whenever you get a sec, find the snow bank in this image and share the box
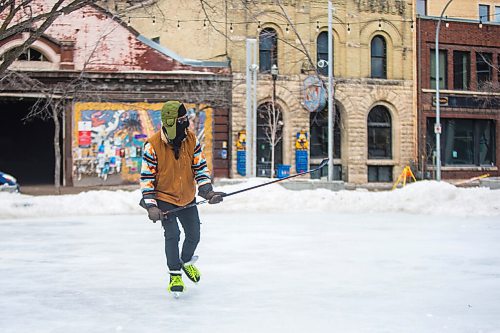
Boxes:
[0,180,499,219]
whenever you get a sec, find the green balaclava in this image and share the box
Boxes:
[161,101,189,159]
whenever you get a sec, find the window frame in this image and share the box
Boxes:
[316,31,330,76]
[309,106,341,159]
[370,35,387,79]
[367,105,392,159]
[453,51,470,91]
[479,4,490,22]
[476,52,493,88]
[259,28,278,74]
[430,49,448,89]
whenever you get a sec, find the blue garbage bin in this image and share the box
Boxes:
[276,164,291,179]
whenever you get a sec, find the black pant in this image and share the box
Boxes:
[157,199,201,271]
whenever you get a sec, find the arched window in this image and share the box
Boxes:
[368,105,392,159]
[309,106,340,158]
[371,36,386,79]
[316,32,331,76]
[257,102,283,177]
[259,28,277,73]
[17,48,49,62]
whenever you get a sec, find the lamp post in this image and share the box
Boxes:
[270,64,278,178]
[434,0,454,181]
[327,0,334,181]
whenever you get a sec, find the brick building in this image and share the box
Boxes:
[416,16,500,179]
[0,2,231,186]
[119,0,416,184]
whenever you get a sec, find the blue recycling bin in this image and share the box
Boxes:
[276,164,291,179]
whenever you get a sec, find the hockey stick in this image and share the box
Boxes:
[147,158,329,216]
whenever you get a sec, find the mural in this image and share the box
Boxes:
[72,102,213,185]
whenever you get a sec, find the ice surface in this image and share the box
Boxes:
[1,212,500,333]
[1,181,499,331]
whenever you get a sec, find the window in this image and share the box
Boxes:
[368,166,393,182]
[371,36,387,79]
[309,106,341,159]
[479,4,490,22]
[496,6,500,23]
[416,0,427,16]
[368,106,392,159]
[259,28,277,73]
[316,32,331,76]
[17,48,48,61]
[426,118,496,166]
[453,51,470,90]
[430,49,447,89]
[476,52,492,88]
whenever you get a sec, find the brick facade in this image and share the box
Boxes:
[417,17,500,179]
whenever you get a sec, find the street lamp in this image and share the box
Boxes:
[434,0,454,181]
[271,64,278,102]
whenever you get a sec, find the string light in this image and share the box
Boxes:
[347,23,351,34]
[316,20,320,32]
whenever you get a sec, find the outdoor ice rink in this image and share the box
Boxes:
[1,208,500,332]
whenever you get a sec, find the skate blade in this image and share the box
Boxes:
[172,292,181,299]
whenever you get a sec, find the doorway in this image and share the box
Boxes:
[0,98,57,185]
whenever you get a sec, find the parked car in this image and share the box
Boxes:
[0,171,20,193]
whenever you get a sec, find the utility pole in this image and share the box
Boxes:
[246,38,258,178]
[327,1,334,181]
[434,0,454,181]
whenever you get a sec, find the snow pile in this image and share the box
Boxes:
[0,180,499,219]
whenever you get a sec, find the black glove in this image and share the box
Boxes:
[205,191,225,204]
[198,184,225,205]
[147,205,162,222]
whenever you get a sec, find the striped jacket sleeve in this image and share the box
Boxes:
[192,137,212,186]
[140,142,158,206]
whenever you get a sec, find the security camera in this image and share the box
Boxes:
[317,59,328,68]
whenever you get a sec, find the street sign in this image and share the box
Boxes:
[434,123,442,134]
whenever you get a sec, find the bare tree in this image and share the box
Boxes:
[258,101,283,178]
[0,0,92,76]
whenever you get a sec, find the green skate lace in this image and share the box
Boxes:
[184,265,199,278]
[170,275,183,286]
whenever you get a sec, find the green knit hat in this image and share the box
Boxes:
[161,101,183,140]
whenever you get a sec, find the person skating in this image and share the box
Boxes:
[140,100,225,295]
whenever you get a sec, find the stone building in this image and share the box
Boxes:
[0,2,231,186]
[416,1,500,179]
[108,0,416,184]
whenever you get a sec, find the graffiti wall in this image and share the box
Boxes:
[72,102,213,186]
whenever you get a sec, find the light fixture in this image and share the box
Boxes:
[127,16,131,24]
[257,21,261,32]
[347,23,351,34]
[479,19,483,28]
[177,20,180,29]
[316,21,320,32]
[410,20,414,32]
[286,24,289,34]
[152,16,156,25]
[230,22,233,33]
[378,19,382,30]
[203,19,207,29]
[445,16,449,28]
